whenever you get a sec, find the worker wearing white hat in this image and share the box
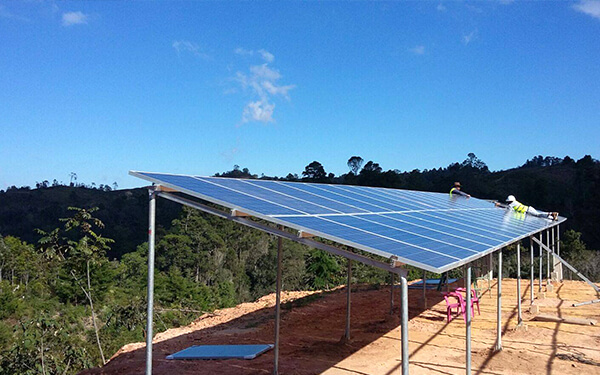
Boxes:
[495,195,558,220]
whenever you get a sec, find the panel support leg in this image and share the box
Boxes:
[557,224,562,281]
[422,270,427,309]
[345,259,352,341]
[487,253,493,295]
[539,233,543,293]
[517,243,522,325]
[390,272,394,315]
[551,226,555,280]
[273,234,283,375]
[145,189,156,375]
[495,249,503,352]
[466,264,472,374]
[546,230,550,288]
[530,237,534,305]
[400,275,409,375]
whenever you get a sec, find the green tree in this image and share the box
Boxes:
[37,207,113,365]
[347,156,364,175]
[302,161,327,182]
[305,249,341,289]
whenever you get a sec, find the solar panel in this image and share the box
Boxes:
[130,171,563,273]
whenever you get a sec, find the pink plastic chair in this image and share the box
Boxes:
[455,287,480,316]
[442,292,466,323]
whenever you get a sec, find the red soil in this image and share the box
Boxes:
[82,279,600,374]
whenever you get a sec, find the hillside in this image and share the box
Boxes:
[1,154,599,252]
[0,186,181,258]
[82,278,600,375]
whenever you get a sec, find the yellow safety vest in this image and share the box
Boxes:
[512,203,528,214]
[449,188,457,196]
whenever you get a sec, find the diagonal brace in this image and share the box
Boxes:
[532,236,599,293]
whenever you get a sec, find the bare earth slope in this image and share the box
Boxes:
[83,279,600,375]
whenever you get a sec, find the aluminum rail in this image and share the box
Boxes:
[157,191,408,277]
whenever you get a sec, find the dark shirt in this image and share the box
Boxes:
[450,187,469,197]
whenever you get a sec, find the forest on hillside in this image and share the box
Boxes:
[0,153,599,374]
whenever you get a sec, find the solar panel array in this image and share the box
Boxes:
[130,171,563,273]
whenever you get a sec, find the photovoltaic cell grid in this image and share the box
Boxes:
[130,171,564,273]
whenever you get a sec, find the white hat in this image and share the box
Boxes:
[507,195,516,202]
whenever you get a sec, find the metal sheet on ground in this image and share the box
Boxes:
[166,344,274,360]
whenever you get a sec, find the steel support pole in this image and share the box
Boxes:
[400,275,409,375]
[422,270,427,309]
[517,244,522,325]
[557,224,562,281]
[273,234,283,375]
[495,250,503,352]
[345,259,352,341]
[552,226,556,276]
[466,264,472,374]
[530,237,534,305]
[390,273,394,315]
[546,230,550,287]
[488,253,493,294]
[145,189,156,375]
[539,233,543,293]
[557,224,560,257]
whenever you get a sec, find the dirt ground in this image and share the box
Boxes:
[83,278,600,375]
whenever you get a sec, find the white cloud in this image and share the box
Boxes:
[573,0,600,20]
[436,3,446,12]
[258,49,274,63]
[262,80,295,97]
[234,47,254,56]
[233,50,295,124]
[243,100,276,123]
[249,64,281,83]
[462,29,478,45]
[0,5,30,22]
[172,40,209,59]
[409,45,426,55]
[234,48,275,63]
[62,11,88,26]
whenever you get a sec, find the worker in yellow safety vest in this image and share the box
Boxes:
[495,195,558,221]
[449,182,470,198]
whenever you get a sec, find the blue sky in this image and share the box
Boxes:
[1,1,599,189]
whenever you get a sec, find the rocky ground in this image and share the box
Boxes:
[82,278,600,374]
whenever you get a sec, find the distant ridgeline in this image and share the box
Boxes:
[0,186,181,259]
[1,154,599,253]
